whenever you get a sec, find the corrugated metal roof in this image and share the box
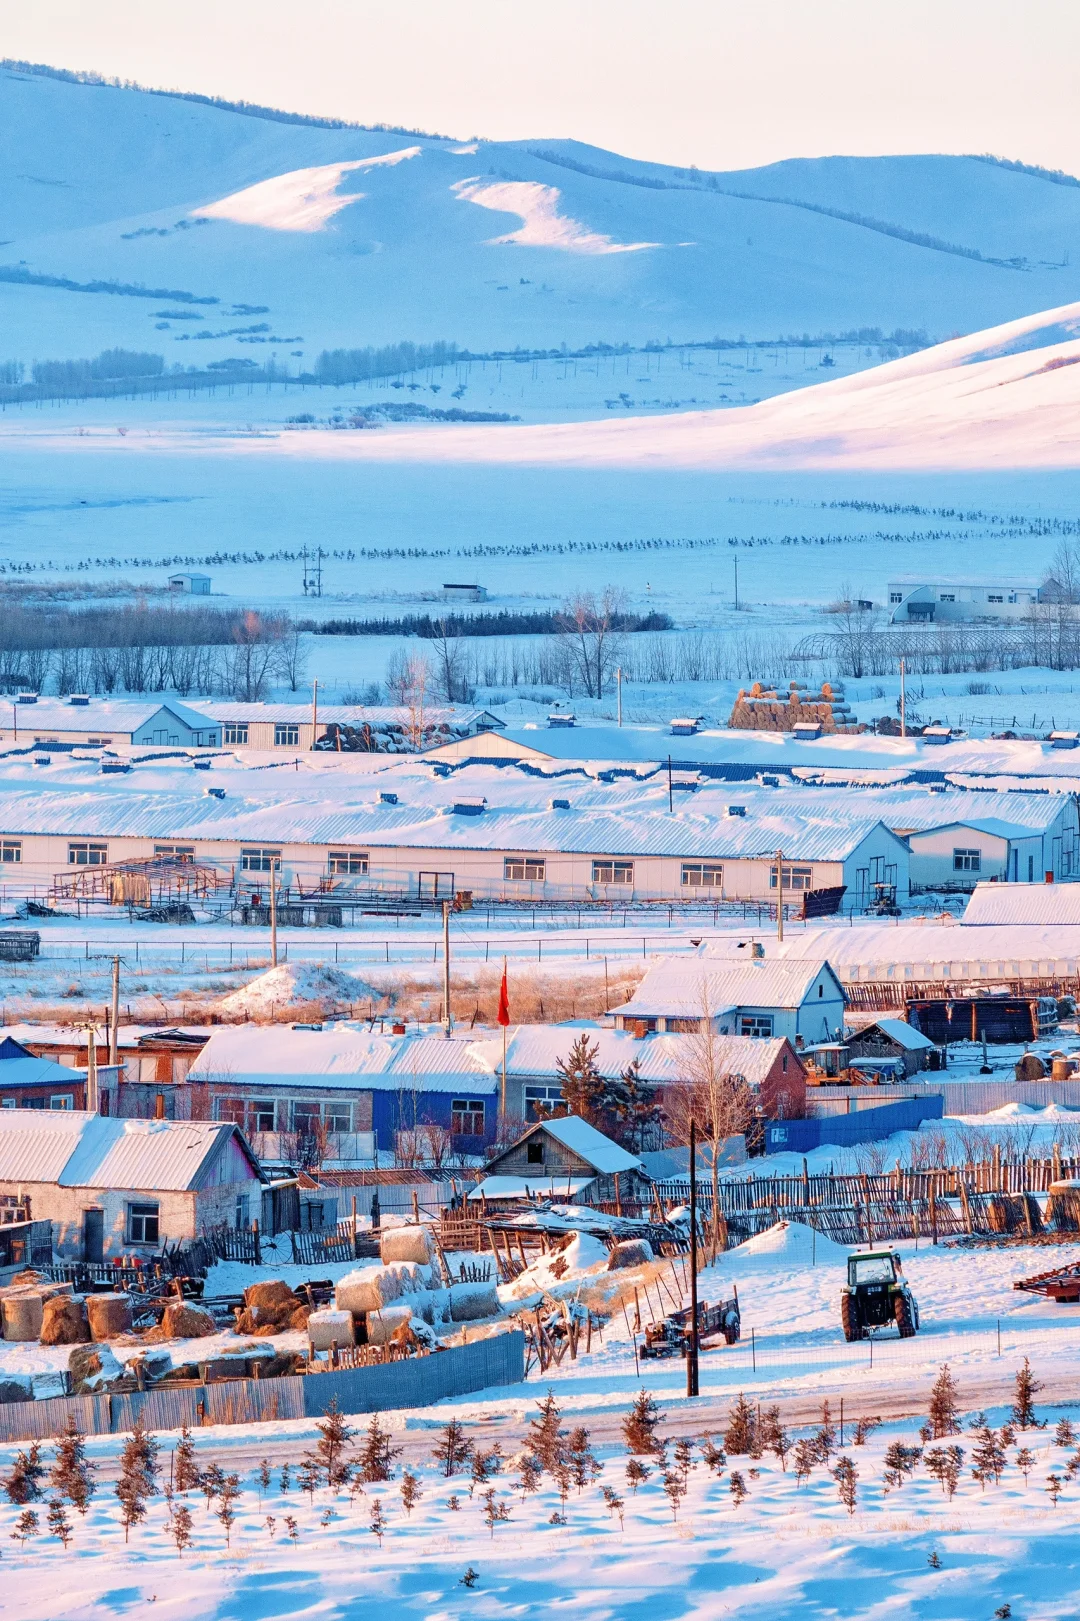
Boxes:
[469,1175,594,1200]
[614,958,841,1018]
[189,1026,498,1093]
[962,882,1080,926]
[2,697,212,733]
[771,922,1080,981]
[532,1115,643,1173]
[189,701,501,731]
[0,1056,86,1089]
[0,1111,256,1190]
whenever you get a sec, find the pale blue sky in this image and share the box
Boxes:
[5,0,1076,175]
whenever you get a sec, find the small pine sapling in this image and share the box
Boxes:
[285,1514,299,1543]
[201,1462,225,1511]
[831,1455,858,1517]
[553,1454,574,1514]
[882,1443,922,1493]
[115,1419,159,1543]
[171,1502,194,1558]
[971,1426,1007,1490]
[51,1418,96,1514]
[369,1498,387,1545]
[5,1441,45,1504]
[1012,1358,1041,1430]
[568,1427,602,1492]
[728,1470,747,1508]
[814,1402,836,1463]
[297,1457,320,1504]
[995,1607,1012,1620]
[470,1449,495,1498]
[759,1407,789,1471]
[1047,1473,1064,1508]
[529,1390,568,1470]
[433,1418,473,1478]
[447,1495,461,1512]
[400,1471,422,1516]
[462,1567,479,1588]
[928,1364,962,1438]
[515,1454,541,1502]
[481,1487,510,1538]
[279,1462,291,1494]
[316,1398,356,1490]
[625,1457,650,1493]
[999,1421,1017,1449]
[852,1416,881,1447]
[662,1471,686,1521]
[673,1436,695,1485]
[359,1414,401,1484]
[1016,1447,1035,1485]
[601,1485,625,1527]
[1066,1448,1080,1481]
[320,1507,336,1528]
[701,1436,726,1477]
[46,1496,73,1549]
[924,1446,964,1500]
[217,1474,241,1547]
[792,1439,817,1487]
[265,1514,277,1539]
[724,1393,757,1457]
[256,1459,272,1504]
[1056,1417,1075,1448]
[622,1389,663,1457]
[927,1550,942,1569]
[549,1510,567,1526]
[11,1508,39,1545]
[173,1428,199,1495]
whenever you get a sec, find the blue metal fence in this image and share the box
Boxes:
[765,1095,944,1154]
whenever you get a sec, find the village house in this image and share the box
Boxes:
[0,1110,265,1261]
[470,1115,650,1208]
[845,1018,939,1077]
[611,952,846,1048]
[0,695,221,749]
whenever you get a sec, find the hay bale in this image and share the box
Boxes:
[243,1280,297,1312]
[160,1302,216,1339]
[448,1281,501,1322]
[1,1292,44,1342]
[380,1226,434,1266]
[257,1350,301,1379]
[40,1294,90,1345]
[307,1308,355,1351]
[367,1303,412,1344]
[0,1378,31,1404]
[335,1266,402,1315]
[607,1239,654,1270]
[86,1293,132,1342]
[290,1304,311,1332]
[69,1344,123,1392]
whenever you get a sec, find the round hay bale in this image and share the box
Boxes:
[379,1226,434,1266]
[607,1239,654,1271]
[68,1344,122,1392]
[232,1307,260,1336]
[0,1378,31,1405]
[448,1281,500,1322]
[367,1303,412,1345]
[160,1302,216,1339]
[243,1280,297,1312]
[289,1304,311,1332]
[1,1292,44,1342]
[40,1294,90,1346]
[335,1266,401,1315]
[86,1293,132,1342]
[307,1308,355,1351]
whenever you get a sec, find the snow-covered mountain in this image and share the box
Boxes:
[5,61,1080,370]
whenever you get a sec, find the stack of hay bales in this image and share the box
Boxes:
[0,1280,78,1342]
[232,1280,310,1337]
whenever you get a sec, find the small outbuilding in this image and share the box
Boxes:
[845,1018,938,1077]
[168,572,211,595]
[470,1114,650,1208]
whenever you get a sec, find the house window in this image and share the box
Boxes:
[452,1098,486,1135]
[127,1202,160,1244]
[889,592,903,604]
[1028,855,1035,882]
[953,848,981,872]
[681,863,724,889]
[988,594,1003,603]
[592,860,633,885]
[328,850,369,875]
[68,842,108,866]
[214,1097,246,1126]
[223,724,249,745]
[274,723,300,747]
[241,848,280,872]
[235,1193,250,1230]
[740,1015,774,1038]
[324,1101,352,1133]
[504,857,546,882]
[770,865,813,891]
[154,845,195,862]
[291,1100,323,1134]
[524,1083,563,1120]
[0,842,20,864]
[251,1099,277,1133]
[527,1137,545,1164]
[939,593,955,602]
[49,1095,74,1110]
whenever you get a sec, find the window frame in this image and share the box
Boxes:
[154,844,195,863]
[328,850,369,876]
[681,862,724,889]
[127,1202,160,1245]
[0,841,20,864]
[592,859,634,886]
[952,847,982,873]
[770,865,813,892]
[68,842,108,867]
[740,1014,774,1038]
[251,1099,277,1133]
[451,1097,486,1136]
[274,723,300,747]
[503,856,546,883]
[241,847,281,873]
[223,723,249,746]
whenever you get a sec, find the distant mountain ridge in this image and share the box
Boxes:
[3,61,1080,371]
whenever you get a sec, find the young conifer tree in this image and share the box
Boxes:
[723,1393,757,1456]
[51,1419,96,1514]
[569,1427,602,1491]
[47,1497,73,1549]
[625,1457,650,1493]
[217,1475,242,1547]
[400,1471,422,1516]
[433,1418,473,1478]
[115,1420,159,1544]
[173,1428,199,1496]
[316,1398,356,1489]
[5,1441,45,1505]
[622,1390,664,1456]
[928,1364,962,1438]
[171,1501,194,1558]
[831,1456,858,1517]
[369,1498,387,1546]
[529,1390,568,1470]
[1012,1359,1041,1430]
[359,1414,401,1484]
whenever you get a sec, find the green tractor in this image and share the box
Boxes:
[841,1249,920,1341]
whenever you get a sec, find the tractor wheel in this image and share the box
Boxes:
[841,1293,860,1343]
[894,1291,917,1338]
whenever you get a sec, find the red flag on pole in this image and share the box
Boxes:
[497,961,510,1027]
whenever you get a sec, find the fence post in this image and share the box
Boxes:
[252,1219,261,1266]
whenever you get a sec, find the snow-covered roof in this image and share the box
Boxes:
[468,1026,795,1089]
[0,1055,88,1088]
[468,1175,595,1201]
[962,882,1080,926]
[613,957,842,1018]
[852,1018,937,1051]
[1,697,214,735]
[762,922,1080,982]
[0,1111,261,1189]
[521,1114,643,1174]
[189,1024,498,1093]
[188,701,503,733]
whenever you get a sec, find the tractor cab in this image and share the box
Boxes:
[841,1248,919,1341]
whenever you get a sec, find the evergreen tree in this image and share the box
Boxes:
[515,1454,542,1502]
[724,1393,757,1456]
[673,1437,694,1485]
[759,1407,789,1470]
[728,1470,747,1507]
[701,1436,726,1476]
[315,1399,355,1489]
[553,1034,607,1126]
[115,1420,159,1544]
[279,1463,291,1494]
[469,1448,498,1498]
[813,1401,836,1462]
[925,1445,964,1500]
[173,1428,199,1496]
[1012,1358,1041,1430]
[10,1508,39,1545]
[400,1471,422,1516]
[285,1514,299,1542]
[1056,1417,1075,1447]
[792,1439,817,1486]
[217,1474,241,1546]
[622,1389,664,1456]
[601,1485,625,1527]
[928,1364,962,1438]
[530,1390,568,1469]
[882,1443,922,1492]
[256,1459,272,1503]
[359,1414,401,1483]
[265,1514,277,1540]
[568,1427,602,1491]
[1016,1447,1035,1485]
[369,1498,387,1545]
[297,1458,319,1504]
[171,1501,193,1558]
[46,1496,73,1549]
[832,1456,858,1516]
[433,1418,473,1478]
[1047,1473,1063,1507]
[662,1470,686,1521]
[481,1487,510,1538]
[625,1457,650,1493]
[201,1461,225,1510]
[51,1419,96,1514]
[5,1441,45,1504]
[852,1416,881,1446]
[971,1426,1007,1489]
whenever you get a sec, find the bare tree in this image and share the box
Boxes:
[385,651,431,749]
[824,584,880,679]
[555,589,626,699]
[429,620,472,705]
[663,1000,754,1261]
[224,612,283,702]
[274,624,308,692]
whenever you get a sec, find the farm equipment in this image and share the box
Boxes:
[1013,1260,1080,1303]
[640,1293,741,1359]
[841,1249,920,1341]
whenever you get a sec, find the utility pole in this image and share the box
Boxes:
[687,1118,700,1397]
[311,678,319,750]
[667,754,674,813]
[616,667,623,728]
[109,956,120,1068]
[776,848,784,943]
[442,898,452,1037]
[269,857,279,968]
[83,1020,98,1114]
[899,658,906,739]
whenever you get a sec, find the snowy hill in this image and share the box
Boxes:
[5,62,1080,371]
